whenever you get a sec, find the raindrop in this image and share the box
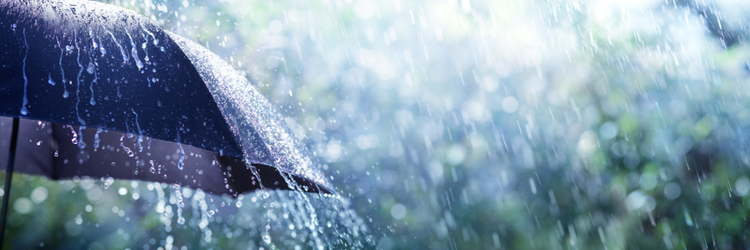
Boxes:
[269,20,282,33]
[93,128,102,148]
[262,234,272,244]
[502,96,518,113]
[125,30,143,70]
[70,126,78,145]
[390,203,406,219]
[176,130,186,170]
[664,183,681,200]
[598,122,618,140]
[75,214,82,225]
[123,146,134,157]
[47,73,56,86]
[735,177,750,196]
[86,62,95,74]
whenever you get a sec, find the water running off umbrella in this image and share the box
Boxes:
[2,1,369,248]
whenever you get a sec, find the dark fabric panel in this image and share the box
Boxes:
[0,117,330,196]
[0,1,243,159]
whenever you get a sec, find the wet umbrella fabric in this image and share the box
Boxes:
[0,0,333,243]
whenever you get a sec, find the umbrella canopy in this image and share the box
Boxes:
[0,0,333,196]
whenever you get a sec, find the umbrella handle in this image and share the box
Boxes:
[0,117,19,249]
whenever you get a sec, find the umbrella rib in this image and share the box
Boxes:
[0,117,20,248]
[50,124,58,180]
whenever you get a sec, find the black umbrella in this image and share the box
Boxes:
[0,0,333,244]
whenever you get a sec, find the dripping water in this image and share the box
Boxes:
[74,27,86,149]
[98,37,106,55]
[74,26,85,127]
[139,23,151,63]
[176,128,186,170]
[125,29,144,71]
[20,28,28,115]
[68,125,78,145]
[87,52,97,105]
[131,108,144,152]
[47,73,56,86]
[56,37,69,98]
[172,184,186,225]
[140,21,159,46]
[93,127,102,149]
[107,30,129,63]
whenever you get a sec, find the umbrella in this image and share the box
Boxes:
[0,0,334,244]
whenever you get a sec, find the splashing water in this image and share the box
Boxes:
[0,1,371,249]
[171,33,331,192]
[170,32,369,249]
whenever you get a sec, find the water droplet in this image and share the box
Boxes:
[262,234,272,244]
[75,214,82,225]
[93,129,102,148]
[47,74,56,86]
[86,62,95,74]
[123,146,134,157]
